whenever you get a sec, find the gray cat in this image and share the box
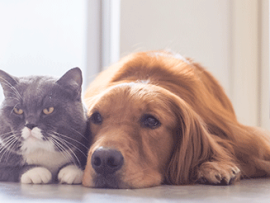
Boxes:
[0,68,89,184]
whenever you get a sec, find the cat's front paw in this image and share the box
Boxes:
[58,165,83,184]
[21,167,52,184]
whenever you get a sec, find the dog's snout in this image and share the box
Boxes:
[91,147,124,175]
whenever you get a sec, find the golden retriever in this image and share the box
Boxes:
[82,50,270,189]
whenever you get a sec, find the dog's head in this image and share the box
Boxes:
[82,82,212,189]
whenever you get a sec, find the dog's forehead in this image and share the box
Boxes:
[103,82,160,104]
[92,82,170,114]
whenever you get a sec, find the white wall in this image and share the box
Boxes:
[260,0,270,130]
[120,0,232,97]
[0,0,87,101]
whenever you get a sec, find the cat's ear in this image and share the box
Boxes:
[57,67,83,99]
[0,70,19,97]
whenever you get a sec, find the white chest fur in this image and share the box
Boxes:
[23,149,72,174]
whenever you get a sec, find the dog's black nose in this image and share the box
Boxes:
[91,147,124,175]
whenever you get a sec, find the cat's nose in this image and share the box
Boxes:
[25,123,37,130]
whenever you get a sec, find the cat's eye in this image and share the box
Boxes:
[90,111,103,125]
[13,108,23,115]
[43,107,54,115]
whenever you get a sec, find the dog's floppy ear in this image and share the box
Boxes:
[165,94,216,185]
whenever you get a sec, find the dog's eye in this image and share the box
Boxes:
[141,114,161,129]
[91,111,103,125]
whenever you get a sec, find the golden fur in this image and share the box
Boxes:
[82,50,270,189]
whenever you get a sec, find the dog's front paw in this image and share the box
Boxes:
[196,161,240,185]
[21,167,52,184]
[58,165,83,184]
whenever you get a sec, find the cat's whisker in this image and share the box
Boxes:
[2,137,19,162]
[49,135,77,161]
[57,140,81,167]
[0,131,20,139]
[51,134,88,158]
[0,148,8,162]
[49,138,75,165]
[1,135,21,148]
[0,145,8,156]
[0,136,18,162]
[0,132,22,160]
[51,137,72,159]
[0,131,14,139]
[0,134,19,148]
[66,127,88,141]
[50,134,82,156]
[49,134,83,166]
[0,136,15,145]
[0,133,19,146]
[50,131,88,149]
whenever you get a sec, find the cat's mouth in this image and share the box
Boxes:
[22,127,43,141]
[26,134,40,141]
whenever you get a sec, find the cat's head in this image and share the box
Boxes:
[0,68,88,163]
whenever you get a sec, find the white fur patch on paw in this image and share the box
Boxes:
[21,167,52,184]
[58,165,83,185]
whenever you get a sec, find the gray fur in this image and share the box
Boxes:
[0,68,89,182]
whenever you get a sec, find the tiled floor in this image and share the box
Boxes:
[0,178,270,203]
